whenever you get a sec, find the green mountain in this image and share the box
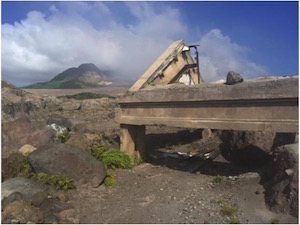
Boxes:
[24,63,112,89]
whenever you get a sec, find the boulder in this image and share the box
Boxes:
[18,144,37,156]
[2,117,55,157]
[28,143,107,187]
[41,95,62,111]
[219,130,275,167]
[66,132,112,153]
[46,114,72,129]
[226,71,243,85]
[2,200,43,224]
[2,192,27,210]
[2,153,26,181]
[265,143,298,217]
[2,177,49,201]
[39,199,74,224]
[61,100,81,111]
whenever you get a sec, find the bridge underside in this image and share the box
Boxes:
[117,77,298,157]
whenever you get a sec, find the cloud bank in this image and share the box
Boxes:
[2,2,268,86]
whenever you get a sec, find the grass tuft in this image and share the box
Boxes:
[213,174,224,183]
[104,172,116,187]
[32,172,74,191]
[8,157,34,178]
[100,149,133,170]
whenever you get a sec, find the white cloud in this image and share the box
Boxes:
[2,2,187,86]
[197,29,269,82]
[2,2,268,86]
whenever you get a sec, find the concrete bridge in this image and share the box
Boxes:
[116,40,298,158]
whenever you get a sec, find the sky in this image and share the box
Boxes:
[1,1,299,87]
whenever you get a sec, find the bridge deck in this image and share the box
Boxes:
[116,76,298,157]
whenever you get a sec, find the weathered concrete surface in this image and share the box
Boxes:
[117,76,298,133]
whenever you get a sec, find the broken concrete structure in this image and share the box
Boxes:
[117,40,298,157]
[129,40,204,92]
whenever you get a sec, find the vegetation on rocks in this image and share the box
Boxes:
[8,157,33,178]
[58,130,70,143]
[7,156,74,192]
[32,172,74,191]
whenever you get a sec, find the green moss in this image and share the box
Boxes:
[32,173,74,191]
[100,149,133,170]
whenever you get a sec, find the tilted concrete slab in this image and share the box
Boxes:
[129,40,202,92]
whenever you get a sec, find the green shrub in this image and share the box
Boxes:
[100,149,133,170]
[32,173,74,191]
[91,145,106,161]
[104,172,116,187]
[58,130,70,143]
[8,157,34,178]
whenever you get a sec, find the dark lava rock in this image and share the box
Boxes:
[40,199,74,224]
[2,200,43,224]
[46,114,72,130]
[28,143,107,187]
[226,71,244,85]
[2,177,49,202]
[265,143,298,217]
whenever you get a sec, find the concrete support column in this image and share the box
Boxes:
[120,124,145,159]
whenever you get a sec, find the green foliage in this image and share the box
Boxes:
[213,175,224,183]
[104,172,116,187]
[100,149,133,170]
[134,156,144,166]
[8,157,34,178]
[58,130,70,143]
[32,173,74,191]
[91,145,106,161]
[62,92,115,100]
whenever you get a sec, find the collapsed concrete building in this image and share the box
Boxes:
[116,40,298,158]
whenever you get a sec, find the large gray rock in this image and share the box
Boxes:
[2,177,49,201]
[46,114,72,129]
[226,71,244,85]
[28,143,107,187]
[2,117,55,158]
[265,143,298,217]
[40,199,74,224]
[2,200,43,224]
[219,130,275,167]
